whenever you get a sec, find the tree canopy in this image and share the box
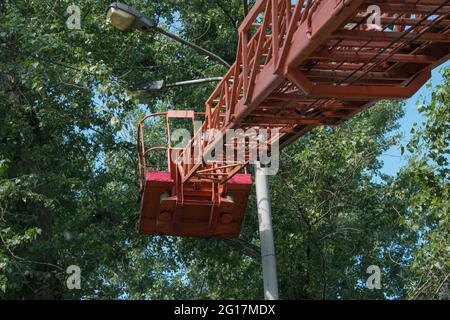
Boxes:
[0,0,448,299]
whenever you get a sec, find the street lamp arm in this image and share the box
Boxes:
[164,77,224,88]
[154,26,231,69]
[132,77,224,102]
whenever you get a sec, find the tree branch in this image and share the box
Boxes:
[214,0,238,28]
[433,273,450,299]
[223,238,261,261]
[243,0,249,16]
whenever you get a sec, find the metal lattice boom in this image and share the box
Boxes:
[177,0,450,183]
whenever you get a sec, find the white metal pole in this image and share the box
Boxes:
[255,162,279,300]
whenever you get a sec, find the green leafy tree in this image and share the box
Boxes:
[393,68,449,299]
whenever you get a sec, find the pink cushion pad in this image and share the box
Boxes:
[145,171,173,183]
[145,171,251,184]
[226,173,252,185]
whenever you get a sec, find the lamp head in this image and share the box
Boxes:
[107,2,155,32]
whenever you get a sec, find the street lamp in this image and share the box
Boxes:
[106,2,230,68]
[107,2,155,31]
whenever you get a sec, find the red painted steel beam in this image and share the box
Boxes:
[309,50,437,64]
[372,3,450,15]
[331,30,450,43]
[348,16,450,27]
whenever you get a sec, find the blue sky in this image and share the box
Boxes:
[378,61,450,177]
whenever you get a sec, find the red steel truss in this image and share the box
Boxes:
[138,0,450,238]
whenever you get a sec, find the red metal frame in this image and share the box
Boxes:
[139,0,450,238]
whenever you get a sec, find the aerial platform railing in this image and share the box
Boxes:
[137,110,205,193]
[174,0,450,186]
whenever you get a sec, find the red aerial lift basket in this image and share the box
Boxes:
[137,111,252,238]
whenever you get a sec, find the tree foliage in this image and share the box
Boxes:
[392,69,449,299]
[0,0,448,299]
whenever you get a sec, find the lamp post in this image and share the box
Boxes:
[255,162,279,300]
[106,2,230,68]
